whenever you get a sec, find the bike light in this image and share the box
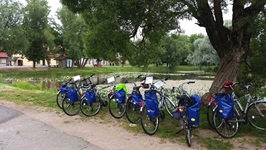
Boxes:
[178,106,184,112]
[138,102,144,107]
[207,97,214,102]
[212,102,217,107]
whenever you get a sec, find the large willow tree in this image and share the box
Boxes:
[62,0,266,102]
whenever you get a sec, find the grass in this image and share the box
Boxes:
[0,66,265,149]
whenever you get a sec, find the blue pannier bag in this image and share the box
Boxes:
[60,85,68,94]
[132,93,143,108]
[115,89,126,103]
[67,88,79,104]
[217,94,234,119]
[144,90,159,117]
[86,89,96,103]
[188,95,202,126]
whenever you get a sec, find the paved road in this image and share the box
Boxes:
[0,105,102,150]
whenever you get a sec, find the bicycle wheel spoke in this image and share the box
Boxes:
[247,102,266,130]
[108,98,126,119]
[213,109,239,138]
[140,106,159,135]
[126,98,141,123]
[62,97,80,116]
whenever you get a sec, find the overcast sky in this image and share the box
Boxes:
[20,0,232,36]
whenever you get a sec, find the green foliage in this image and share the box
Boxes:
[0,0,29,55]
[159,35,192,68]
[23,0,52,67]
[186,37,220,69]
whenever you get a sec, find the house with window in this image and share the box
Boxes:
[0,52,9,66]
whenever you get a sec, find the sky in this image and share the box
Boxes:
[19,0,232,36]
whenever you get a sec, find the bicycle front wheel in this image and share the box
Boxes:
[212,108,239,138]
[62,97,80,116]
[185,125,192,147]
[80,96,102,117]
[125,97,141,123]
[108,97,126,119]
[206,101,216,129]
[247,101,266,130]
[140,105,159,135]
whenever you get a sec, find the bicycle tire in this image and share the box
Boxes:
[80,95,102,117]
[247,101,266,130]
[62,97,80,116]
[108,97,126,119]
[125,96,141,123]
[140,105,159,135]
[56,92,65,109]
[185,125,192,147]
[206,101,216,129]
[212,108,239,138]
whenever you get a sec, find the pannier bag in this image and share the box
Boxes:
[144,90,160,117]
[132,93,143,108]
[216,94,234,119]
[115,84,127,103]
[86,89,96,103]
[60,84,68,94]
[188,94,202,126]
[67,88,79,104]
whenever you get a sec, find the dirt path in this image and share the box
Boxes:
[0,100,204,150]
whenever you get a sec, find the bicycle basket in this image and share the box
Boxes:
[177,94,196,107]
[144,90,159,117]
[67,88,79,103]
[188,95,202,126]
[172,106,186,119]
[85,89,96,103]
[132,93,143,108]
[216,94,234,119]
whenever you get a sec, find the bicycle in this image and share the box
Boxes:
[107,76,127,119]
[61,75,91,116]
[212,82,266,138]
[56,79,72,109]
[80,74,109,117]
[125,75,148,124]
[140,76,165,135]
[172,81,201,147]
[206,81,234,129]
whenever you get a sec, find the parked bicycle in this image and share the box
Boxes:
[206,81,234,129]
[125,75,150,124]
[61,75,91,116]
[211,82,266,138]
[107,76,128,119]
[140,76,165,135]
[172,81,202,147]
[80,74,109,117]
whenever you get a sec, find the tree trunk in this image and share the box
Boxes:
[201,48,245,104]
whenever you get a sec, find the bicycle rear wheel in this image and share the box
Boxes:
[80,95,102,117]
[140,105,159,135]
[125,97,141,123]
[108,97,126,119]
[247,101,266,130]
[62,97,80,116]
[212,108,239,138]
[56,92,65,109]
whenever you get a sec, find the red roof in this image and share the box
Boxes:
[0,52,8,58]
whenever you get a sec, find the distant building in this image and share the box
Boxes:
[0,52,9,66]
